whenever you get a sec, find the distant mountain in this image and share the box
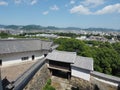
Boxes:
[45,26,59,30]
[21,25,43,30]
[5,25,21,29]
[0,25,5,28]
[62,27,81,30]
[84,28,115,32]
[0,24,120,31]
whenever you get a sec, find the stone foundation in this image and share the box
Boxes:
[23,64,51,90]
[70,76,94,90]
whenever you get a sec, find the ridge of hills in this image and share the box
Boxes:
[0,24,120,32]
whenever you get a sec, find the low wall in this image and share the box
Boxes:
[23,64,51,90]
[90,71,120,90]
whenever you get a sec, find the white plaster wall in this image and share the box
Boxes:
[71,66,90,81]
[35,55,44,60]
[91,76,118,86]
[0,50,45,66]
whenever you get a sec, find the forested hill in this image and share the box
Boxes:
[54,38,120,77]
[0,24,120,31]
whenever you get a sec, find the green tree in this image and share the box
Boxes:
[0,32,9,38]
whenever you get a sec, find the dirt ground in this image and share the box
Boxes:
[1,60,37,82]
[51,76,72,90]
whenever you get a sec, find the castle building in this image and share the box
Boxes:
[0,39,119,90]
[0,39,53,66]
[46,50,93,81]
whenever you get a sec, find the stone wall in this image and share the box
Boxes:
[23,64,51,90]
[70,76,94,90]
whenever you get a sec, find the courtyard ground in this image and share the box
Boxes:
[51,76,72,90]
[1,60,37,82]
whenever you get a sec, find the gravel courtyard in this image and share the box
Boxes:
[1,60,37,82]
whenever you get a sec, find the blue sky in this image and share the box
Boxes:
[0,0,120,29]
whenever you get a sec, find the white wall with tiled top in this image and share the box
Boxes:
[0,51,44,67]
[71,66,90,81]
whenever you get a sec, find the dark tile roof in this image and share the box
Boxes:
[0,39,53,54]
[46,50,76,63]
[72,56,93,71]
[46,50,93,71]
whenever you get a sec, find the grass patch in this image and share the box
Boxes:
[43,79,55,90]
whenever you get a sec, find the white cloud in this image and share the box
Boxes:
[42,11,49,15]
[70,0,75,4]
[50,5,59,11]
[42,5,59,15]
[14,0,21,4]
[30,0,37,5]
[70,3,120,15]
[13,0,37,5]
[70,5,92,15]
[0,1,8,6]
[95,3,120,15]
[81,0,104,7]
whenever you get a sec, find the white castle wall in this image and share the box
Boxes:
[0,50,45,67]
[71,66,91,81]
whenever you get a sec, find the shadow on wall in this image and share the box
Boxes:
[2,76,10,90]
[94,84,99,90]
[52,69,68,79]
[71,84,100,90]
[118,84,120,90]
[2,76,14,90]
[71,86,79,90]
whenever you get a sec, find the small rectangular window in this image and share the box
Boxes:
[32,55,35,60]
[0,59,2,66]
[21,57,29,61]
